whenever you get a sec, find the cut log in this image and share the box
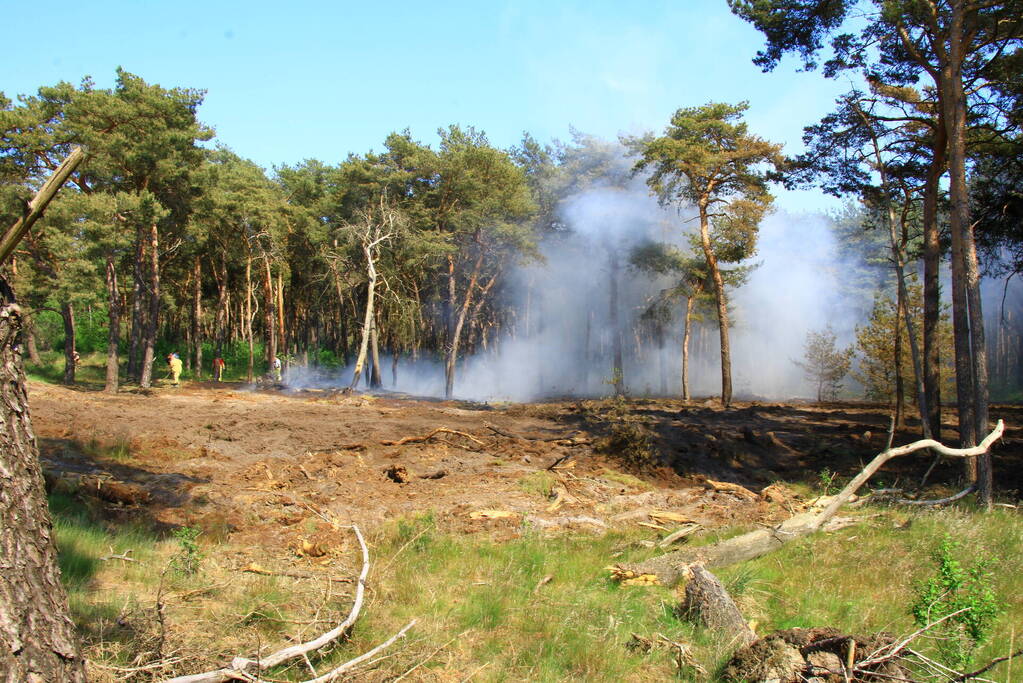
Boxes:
[678,566,756,649]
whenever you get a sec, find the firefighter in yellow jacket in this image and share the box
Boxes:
[167,352,183,386]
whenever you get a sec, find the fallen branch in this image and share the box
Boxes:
[238,564,354,584]
[381,427,486,450]
[484,422,585,443]
[100,548,138,563]
[614,421,1004,585]
[163,525,377,683]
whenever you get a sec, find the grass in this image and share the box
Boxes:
[50,488,1023,682]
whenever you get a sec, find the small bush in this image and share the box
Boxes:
[909,534,1002,670]
[169,527,203,576]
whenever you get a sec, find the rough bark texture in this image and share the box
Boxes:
[0,280,87,682]
[678,566,756,648]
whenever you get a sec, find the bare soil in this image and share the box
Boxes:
[29,380,1023,550]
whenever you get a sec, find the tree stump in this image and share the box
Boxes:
[678,565,757,648]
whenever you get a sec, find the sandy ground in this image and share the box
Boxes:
[28,380,1022,551]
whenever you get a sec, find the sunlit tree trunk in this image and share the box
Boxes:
[681,296,694,401]
[698,200,732,407]
[0,279,87,682]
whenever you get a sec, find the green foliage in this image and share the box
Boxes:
[169,527,203,576]
[816,467,839,495]
[795,325,853,402]
[909,535,1002,670]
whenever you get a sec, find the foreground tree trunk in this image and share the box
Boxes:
[0,280,87,682]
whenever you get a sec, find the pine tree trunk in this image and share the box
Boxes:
[894,292,906,429]
[245,255,254,382]
[105,255,120,393]
[937,3,986,507]
[698,203,732,407]
[0,279,87,682]
[192,257,202,379]
[127,225,145,381]
[922,131,946,439]
[139,224,160,388]
[26,327,40,365]
[263,258,276,367]
[370,317,382,388]
[609,249,624,396]
[445,248,485,399]
[60,303,76,385]
[349,253,378,390]
[681,297,694,401]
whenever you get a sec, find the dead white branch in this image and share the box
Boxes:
[162,524,409,683]
[616,421,1005,585]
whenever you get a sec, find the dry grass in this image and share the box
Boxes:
[53,491,1023,682]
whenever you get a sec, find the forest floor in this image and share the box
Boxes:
[30,380,1023,544]
[26,379,1023,681]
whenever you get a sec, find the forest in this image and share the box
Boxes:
[2,1,1023,682]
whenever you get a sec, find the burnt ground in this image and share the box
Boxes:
[28,380,1023,549]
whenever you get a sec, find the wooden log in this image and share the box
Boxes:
[616,421,1005,585]
[678,565,756,649]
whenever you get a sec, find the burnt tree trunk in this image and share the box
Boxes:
[0,280,87,681]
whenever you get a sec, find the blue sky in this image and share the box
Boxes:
[4,0,849,212]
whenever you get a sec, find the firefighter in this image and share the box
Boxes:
[168,352,183,386]
[271,355,282,382]
[213,356,225,382]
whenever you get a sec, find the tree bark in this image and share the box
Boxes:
[105,255,120,393]
[679,566,757,648]
[0,280,87,682]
